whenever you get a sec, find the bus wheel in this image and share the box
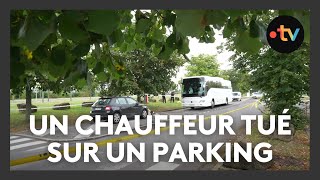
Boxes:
[211,100,215,109]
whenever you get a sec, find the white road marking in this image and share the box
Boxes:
[10,136,19,140]
[25,145,48,152]
[73,124,95,139]
[10,138,31,144]
[146,162,180,170]
[10,141,47,151]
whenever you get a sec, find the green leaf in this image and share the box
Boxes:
[63,71,81,86]
[145,38,153,48]
[42,33,57,46]
[163,11,176,26]
[205,10,228,29]
[110,29,124,45]
[232,17,247,33]
[18,13,56,51]
[249,19,260,38]
[11,46,21,62]
[136,18,152,33]
[177,37,190,54]
[149,27,165,42]
[234,31,262,54]
[86,10,120,36]
[92,62,104,74]
[96,72,108,81]
[157,45,174,59]
[76,78,87,88]
[58,11,88,42]
[11,61,25,79]
[166,33,177,49]
[51,45,66,66]
[86,56,97,69]
[151,43,162,56]
[33,45,50,60]
[293,11,310,43]
[120,42,128,52]
[222,19,233,38]
[72,43,90,57]
[278,10,295,16]
[175,10,206,38]
[223,10,246,20]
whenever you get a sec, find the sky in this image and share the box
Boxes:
[171,29,235,84]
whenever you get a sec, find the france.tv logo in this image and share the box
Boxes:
[267,16,304,53]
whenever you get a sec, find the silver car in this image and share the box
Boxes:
[252,92,263,99]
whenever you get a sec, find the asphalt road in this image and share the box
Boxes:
[10,98,263,170]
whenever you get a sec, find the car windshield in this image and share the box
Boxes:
[233,93,239,96]
[93,98,111,106]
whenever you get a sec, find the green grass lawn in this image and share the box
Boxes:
[10,97,183,132]
[146,101,183,112]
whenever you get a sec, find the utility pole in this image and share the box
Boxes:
[70,87,73,101]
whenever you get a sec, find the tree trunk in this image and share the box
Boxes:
[42,90,44,103]
[47,90,49,102]
[137,95,142,103]
[70,87,73,101]
[25,82,32,121]
[90,88,92,100]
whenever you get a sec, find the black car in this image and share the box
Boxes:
[90,97,149,123]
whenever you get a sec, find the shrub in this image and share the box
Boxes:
[290,107,309,130]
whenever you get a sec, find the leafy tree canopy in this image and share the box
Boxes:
[186,54,220,77]
[105,50,184,97]
[11,9,310,94]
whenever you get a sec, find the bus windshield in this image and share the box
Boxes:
[182,78,205,97]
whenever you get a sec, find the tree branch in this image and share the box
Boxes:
[183,54,190,62]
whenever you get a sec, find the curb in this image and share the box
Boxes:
[10,132,114,142]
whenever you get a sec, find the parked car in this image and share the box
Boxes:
[252,92,263,99]
[90,97,149,123]
[232,92,242,101]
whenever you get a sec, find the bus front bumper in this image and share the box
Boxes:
[182,102,211,108]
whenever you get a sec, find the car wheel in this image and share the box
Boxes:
[141,109,148,119]
[211,100,215,109]
[113,112,121,124]
[91,116,95,124]
[191,107,195,109]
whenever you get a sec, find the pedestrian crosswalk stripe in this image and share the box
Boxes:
[10,141,47,151]
[146,162,180,170]
[10,136,20,140]
[73,124,95,139]
[10,138,31,145]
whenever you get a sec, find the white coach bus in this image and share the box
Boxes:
[181,76,233,109]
